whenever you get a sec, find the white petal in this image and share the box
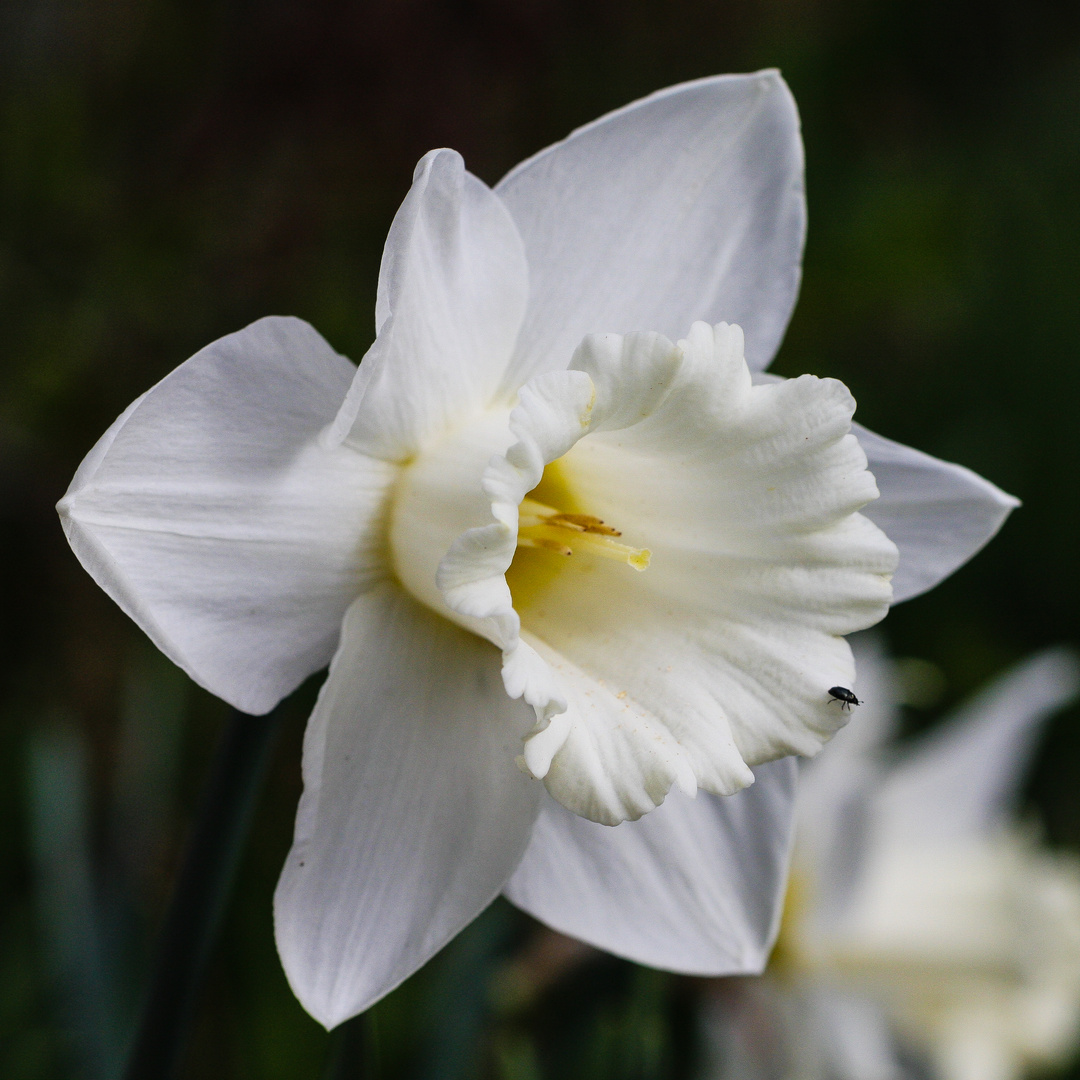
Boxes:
[57,317,392,715]
[854,423,1019,603]
[520,631,699,826]
[574,330,682,433]
[503,758,798,974]
[274,584,542,1028]
[390,406,519,647]
[496,70,805,385]
[330,149,528,460]
[872,648,1080,844]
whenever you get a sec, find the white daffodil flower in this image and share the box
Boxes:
[704,643,1080,1080]
[57,72,1018,1027]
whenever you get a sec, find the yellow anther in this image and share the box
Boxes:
[517,535,573,556]
[517,498,650,571]
[549,513,622,536]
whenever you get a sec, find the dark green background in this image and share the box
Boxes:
[3,0,1079,1076]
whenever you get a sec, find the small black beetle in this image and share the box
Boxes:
[828,686,862,710]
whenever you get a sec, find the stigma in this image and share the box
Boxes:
[516,497,651,571]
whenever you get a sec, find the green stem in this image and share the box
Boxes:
[123,706,285,1080]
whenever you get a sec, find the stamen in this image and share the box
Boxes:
[518,498,650,571]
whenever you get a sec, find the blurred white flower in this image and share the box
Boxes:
[703,643,1080,1080]
[57,73,1017,1026]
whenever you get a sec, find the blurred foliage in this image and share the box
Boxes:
[2,0,1080,1077]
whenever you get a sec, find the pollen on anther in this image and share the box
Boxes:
[517,497,650,571]
[519,536,573,556]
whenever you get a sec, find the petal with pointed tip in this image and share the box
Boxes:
[497,70,805,384]
[330,149,529,460]
[275,584,542,1028]
[57,316,391,715]
[854,423,1019,604]
[504,758,798,974]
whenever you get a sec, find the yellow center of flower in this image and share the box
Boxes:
[388,412,651,639]
[516,497,651,570]
[505,458,650,616]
